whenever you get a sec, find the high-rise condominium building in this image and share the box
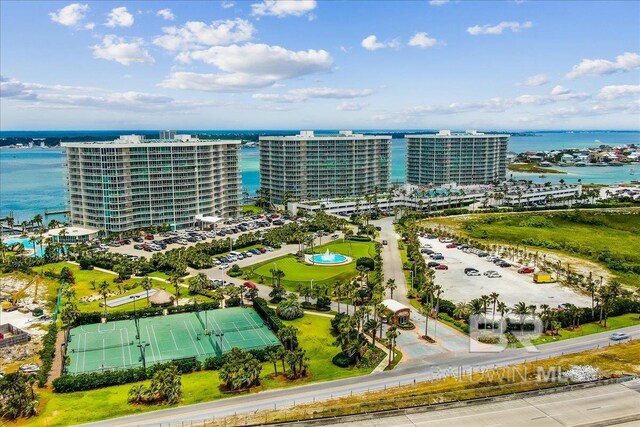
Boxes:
[259,130,391,202]
[63,133,241,233]
[406,130,509,186]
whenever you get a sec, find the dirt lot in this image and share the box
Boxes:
[420,237,592,308]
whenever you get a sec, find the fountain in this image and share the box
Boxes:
[305,248,351,265]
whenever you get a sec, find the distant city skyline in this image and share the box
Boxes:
[1,0,639,130]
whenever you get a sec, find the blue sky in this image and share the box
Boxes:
[1,0,639,130]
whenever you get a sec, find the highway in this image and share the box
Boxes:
[79,325,640,427]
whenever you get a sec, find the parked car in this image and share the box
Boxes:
[446,243,457,248]
[20,363,40,374]
[427,261,440,267]
[430,253,444,260]
[497,261,512,268]
[466,270,481,276]
[464,267,479,274]
[243,282,257,289]
[434,264,449,270]
[518,266,535,274]
[382,239,388,245]
[484,271,502,278]
[133,244,143,250]
[145,234,154,240]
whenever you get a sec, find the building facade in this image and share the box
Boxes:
[63,134,241,233]
[259,130,391,203]
[406,130,509,186]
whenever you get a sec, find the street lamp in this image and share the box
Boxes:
[137,342,150,369]
[130,295,141,340]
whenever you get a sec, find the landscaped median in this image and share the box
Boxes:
[238,239,378,292]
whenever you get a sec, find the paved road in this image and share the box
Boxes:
[80,327,640,427]
[374,217,410,305]
[333,379,640,427]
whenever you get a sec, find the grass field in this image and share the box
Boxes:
[22,313,374,427]
[426,209,640,288]
[43,262,174,312]
[532,313,640,345]
[243,240,377,291]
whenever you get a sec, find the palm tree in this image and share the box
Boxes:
[188,273,209,294]
[512,301,529,334]
[169,274,181,305]
[497,301,508,319]
[32,214,43,229]
[333,280,343,313]
[489,292,500,328]
[386,278,397,299]
[277,294,303,320]
[385,325,399,364]
[365,318,380,346]
[140,277,153,306]
[432,284,443,338]
[98,280,111,318]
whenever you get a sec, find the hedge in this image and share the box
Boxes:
[37,322,58,387]
[53,358,201,393]
[347,235,372,242]
[332,352,356,368]
[253,297,283,333]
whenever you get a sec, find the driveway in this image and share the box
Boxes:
[373,217,410,305]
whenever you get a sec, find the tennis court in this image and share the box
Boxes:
[66,307,281,374]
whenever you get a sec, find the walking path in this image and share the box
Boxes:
[373,217,410,306]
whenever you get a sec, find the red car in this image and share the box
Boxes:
[518,267,535,274]
[243,282,257,289]
[435,265,449,270]
[446,243,457,248]
[145,234,154,240]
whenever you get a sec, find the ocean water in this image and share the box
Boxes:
[1,131,639,222]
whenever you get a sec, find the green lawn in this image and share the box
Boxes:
[242,240,377,291]
[42,262,174,312]
[532,313,640,345]
[242,204,264,215]
[22,313,373,427]
[426,209,640,288]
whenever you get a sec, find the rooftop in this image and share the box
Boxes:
[407,130,510,138]
[46,226,99,237]
[259,130,391,140]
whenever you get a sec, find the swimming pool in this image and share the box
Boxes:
[3,237,44,257]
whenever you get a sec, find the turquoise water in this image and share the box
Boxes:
[1,131,639,222]
[311,253,348,264]
[3,237,44,257]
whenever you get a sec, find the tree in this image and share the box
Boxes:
[58,266,75,284]
[149,365,182,404]
[385,325,399,364]
[356,257,375,271]
[140,277,153,307]
[276,294,304,320]
[364,318,380,347]
[277,325,299,351]
[218,348,263,390]
[187,273,209,294]
[169,274,181,305]
[489,292,500,328]
[386,279,397,299]
[0,371,39,420]
[266,348,280,376]
[98,280,111,318]
[269,284,287,303]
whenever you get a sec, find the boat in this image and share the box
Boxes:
[538,174,546,178]
[575,162,587,167]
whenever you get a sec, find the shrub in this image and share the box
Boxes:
[347,235,371,242]
[37,322,58,387]
[332,352,356,368]
[356,257,375,271]
[277,295,304,320]
[253,297,284,332]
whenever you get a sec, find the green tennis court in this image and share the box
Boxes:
[66,307,281,374]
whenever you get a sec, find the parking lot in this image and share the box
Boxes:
[419,236,592,307]
[105,214,290,260]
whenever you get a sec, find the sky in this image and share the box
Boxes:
[0,0,639,131]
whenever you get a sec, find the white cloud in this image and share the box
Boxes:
[105,7,134,28]
[157,8,175,21]
[253,87,373,103]
[153,19,255,51]
[1,76,206,111]
[84,22,95,30]
[429,0,449,5]
[92,35,154,65]
[597,85,640,100]
[361,35,399,51]
[160,43,332,92]
[337,102,367,111]
[252,0,317,18]
[49,3,89,27]
[467,21,533,36]
[221,1,235,8]
[550,85,570,96]
[565,52,640,79]
[518,74,548,86]
[408,32,438,48]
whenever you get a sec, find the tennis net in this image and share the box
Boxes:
[194,310,206,330]
[73,341,134,353]
[212,322,264,335]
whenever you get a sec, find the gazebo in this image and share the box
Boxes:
[149,290,175,307]
[381,299,411,326]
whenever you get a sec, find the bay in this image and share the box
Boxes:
[1,130,639,223]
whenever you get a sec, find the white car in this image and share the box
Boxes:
[219,264,229,270]
[610,332,630,341]
[466,270,481,276]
